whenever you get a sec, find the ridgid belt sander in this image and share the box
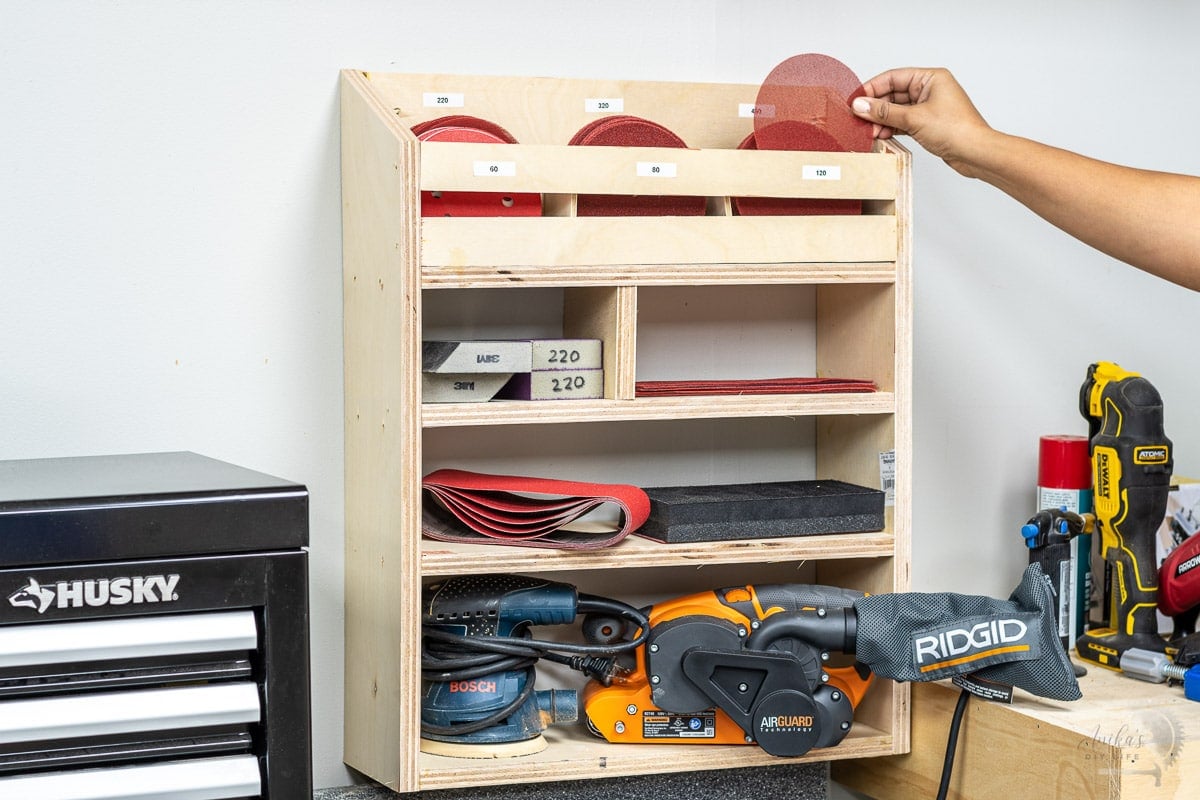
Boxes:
[585,564,1081,757]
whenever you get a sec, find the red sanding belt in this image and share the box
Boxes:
[414,115,542,217]
[569,115,706,217]
[634,377,876,397]
[421,468,650,550]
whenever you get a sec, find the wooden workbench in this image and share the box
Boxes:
[833,659,1196,799]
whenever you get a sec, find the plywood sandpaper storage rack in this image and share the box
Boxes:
[340,68,912,793]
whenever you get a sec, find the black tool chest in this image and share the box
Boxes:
[0,451,311,798]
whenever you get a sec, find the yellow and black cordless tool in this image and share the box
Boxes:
[1075,362,1173,669]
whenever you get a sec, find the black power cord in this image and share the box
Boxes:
[935,688,971,800]
[420,593,649,737]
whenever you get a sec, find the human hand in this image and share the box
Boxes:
[851,68,993,177]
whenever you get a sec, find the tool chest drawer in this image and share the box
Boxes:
[341,69,912,793]
[0,452,311,799]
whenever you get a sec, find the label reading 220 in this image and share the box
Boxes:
[423,92,465,108]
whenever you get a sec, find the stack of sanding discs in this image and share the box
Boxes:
[412,115,542,217]
[735,54,872,216]
[569,115,705,217]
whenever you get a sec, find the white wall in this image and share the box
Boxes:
[3,0,1198,789]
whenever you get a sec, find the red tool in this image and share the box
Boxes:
[1160,531,1200,630]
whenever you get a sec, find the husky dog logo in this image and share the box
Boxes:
[8,578,56,614]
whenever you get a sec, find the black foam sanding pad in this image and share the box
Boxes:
[637,479,885,543]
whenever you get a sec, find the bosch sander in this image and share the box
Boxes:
[420,574,648,757]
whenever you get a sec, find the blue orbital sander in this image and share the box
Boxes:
[420,574,648,757]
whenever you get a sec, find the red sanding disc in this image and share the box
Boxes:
[412,115,520,144]
[733,130,861,216]
[754,53,872,153]
[414,117,541,217]
[569,116,705,217]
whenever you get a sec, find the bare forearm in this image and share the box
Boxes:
[965,132,1200,290]
[854,68,1200,290]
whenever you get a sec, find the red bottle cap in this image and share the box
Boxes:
[1038,435,1091,489]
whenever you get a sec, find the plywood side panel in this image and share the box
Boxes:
[340,70,422,792]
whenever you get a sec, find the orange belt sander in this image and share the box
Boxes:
[583,583,872,757]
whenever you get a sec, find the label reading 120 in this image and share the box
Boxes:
[802,165,842,181]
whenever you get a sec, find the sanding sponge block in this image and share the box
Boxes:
[637,479,884,543]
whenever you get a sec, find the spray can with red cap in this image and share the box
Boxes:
[1032,435,1094,650]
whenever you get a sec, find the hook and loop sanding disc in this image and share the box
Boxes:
[736,54,871,216]
[569,115,705,217]
[413,115,542,217]
[753,53,872,153]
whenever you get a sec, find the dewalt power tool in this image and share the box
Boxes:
[1075,361,1173,669]
[584,565,1081,758]
[420,574,649,757]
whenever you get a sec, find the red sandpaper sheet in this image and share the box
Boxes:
[634,377,876,397]
[421,469,650,550]
[569,115,706,217]
[414,116,542,217]
[753,53,873,153]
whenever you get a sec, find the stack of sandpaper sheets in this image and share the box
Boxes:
[635,376,875,397]
[637,479,885,543]
[423,339,603,402]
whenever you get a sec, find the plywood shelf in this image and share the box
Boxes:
[420,530,898,576]
[421,392,896,427]
[419,724,894,790]
[422,261,898,289]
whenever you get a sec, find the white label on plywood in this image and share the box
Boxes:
[739,103,775,118]
[473,161,517,177]
[423,92,465,108]
[585,98,624,112]
[803,165,842,181]
[636,161,677,178]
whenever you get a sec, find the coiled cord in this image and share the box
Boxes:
[420,593,649,737]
